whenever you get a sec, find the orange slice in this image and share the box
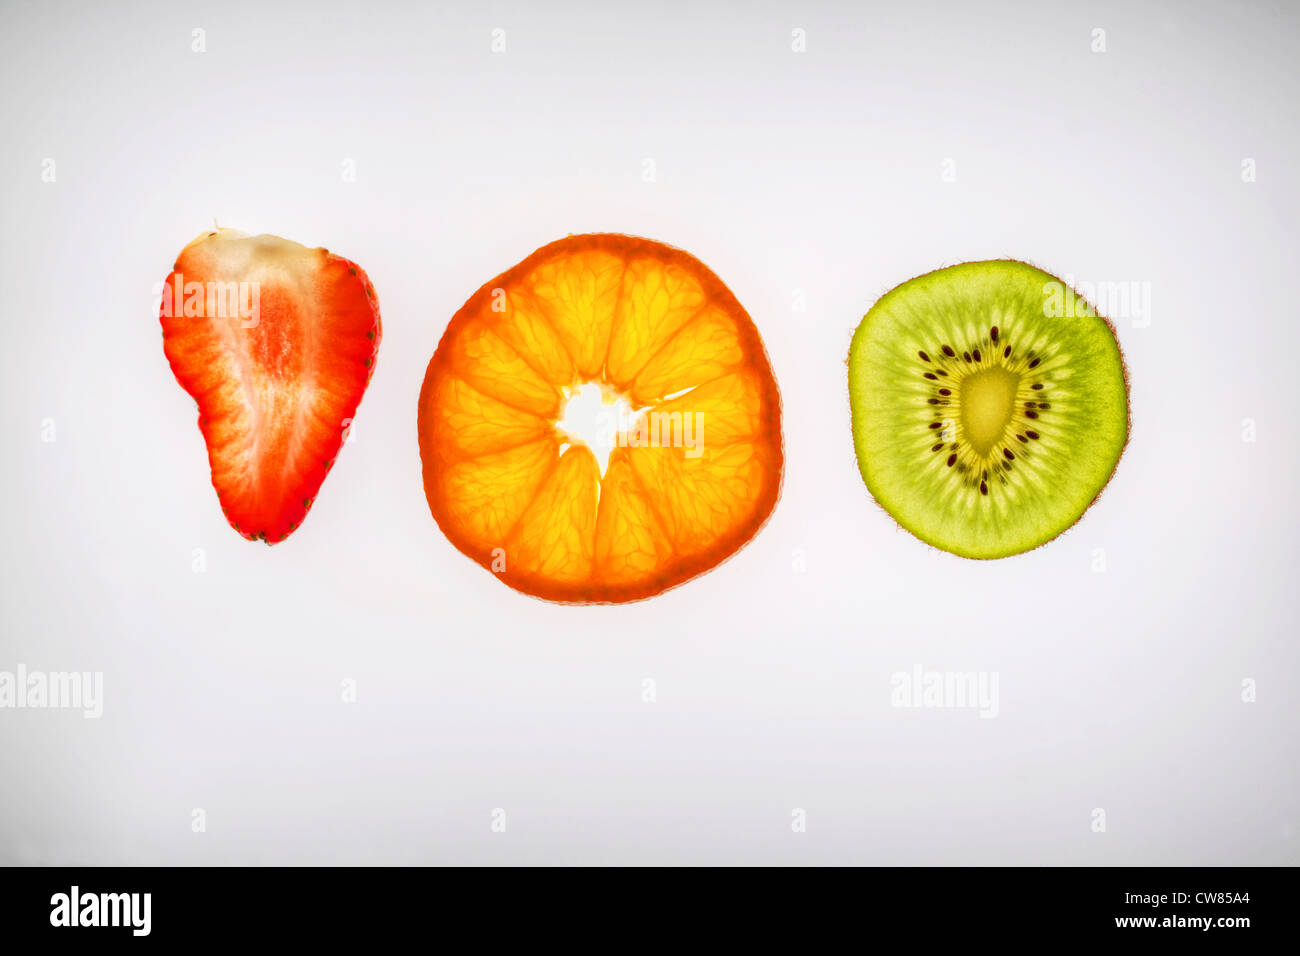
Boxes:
[418,234,783,603]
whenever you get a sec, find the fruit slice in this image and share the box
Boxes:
[848,260,1129,559]
[419,234,783,603]
[159,229,381,543]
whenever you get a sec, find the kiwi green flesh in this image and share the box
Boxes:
[849,260,1129,559]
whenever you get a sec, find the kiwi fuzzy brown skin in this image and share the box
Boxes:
[847,258,1132,559]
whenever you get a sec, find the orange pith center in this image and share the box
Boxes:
[556,381,639,478]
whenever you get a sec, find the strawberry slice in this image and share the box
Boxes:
[159,229,381,543]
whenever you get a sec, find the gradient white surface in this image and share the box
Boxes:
[1,0,1296,865]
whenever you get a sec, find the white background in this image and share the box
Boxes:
[1,0,1296,864]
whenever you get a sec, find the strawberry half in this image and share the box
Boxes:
[159,229,381,543]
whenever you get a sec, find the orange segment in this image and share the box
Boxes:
[606,255,708,388]
[593,450,676,591]
[486,287,576,389]
[515,247,624,379]
[648,369,768,448]
[418,234,783,603]
[421,375,552,460]
[441,317,562,418]
[424,437,557,556]
[625,440,778,561]
[504,444,600,589]
[628,304,745,405]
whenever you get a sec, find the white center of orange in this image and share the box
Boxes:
[556,382,637,477]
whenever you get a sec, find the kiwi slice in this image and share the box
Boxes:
[848,260,1129,558]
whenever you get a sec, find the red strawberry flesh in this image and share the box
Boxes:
[159,229,381,543]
